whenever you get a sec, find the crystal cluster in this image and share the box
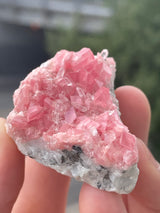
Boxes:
[6,48,139,194]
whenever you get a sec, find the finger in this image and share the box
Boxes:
[0,118,24,213]
[79,184,127,213]
[12,157,70,213]
[115,85,151,144]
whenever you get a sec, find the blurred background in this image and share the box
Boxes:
[0,0,160,212]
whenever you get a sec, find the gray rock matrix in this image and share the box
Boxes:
[16,139,139,194]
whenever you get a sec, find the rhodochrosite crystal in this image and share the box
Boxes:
[6,48,139,194]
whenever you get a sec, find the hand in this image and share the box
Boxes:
[0,86,160,213]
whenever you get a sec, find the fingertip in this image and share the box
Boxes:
[0,117,6,134]
[0,117,24,157]
[0,117,5,122]
[0,118,15,152]
[115,86,151,144]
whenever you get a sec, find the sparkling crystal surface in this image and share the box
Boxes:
[6,48,139,194]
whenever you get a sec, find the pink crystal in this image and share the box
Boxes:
[6,48,138,170]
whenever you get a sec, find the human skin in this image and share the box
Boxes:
[0,86,160,213]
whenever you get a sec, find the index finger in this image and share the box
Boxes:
[0,118,25,213]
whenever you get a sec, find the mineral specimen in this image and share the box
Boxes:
[6,48,139,194]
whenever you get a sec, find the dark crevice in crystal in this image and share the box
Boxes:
[103,172,110,181]
[27,151,34,159]
[72,145,83,153]
[61,146,83,164]
[61,155,65,163]
[97,181,101,189]
[49,158,57,165]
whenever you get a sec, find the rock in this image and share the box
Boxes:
[6,48,139,194]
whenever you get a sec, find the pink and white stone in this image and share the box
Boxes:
[6,48,139,194]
